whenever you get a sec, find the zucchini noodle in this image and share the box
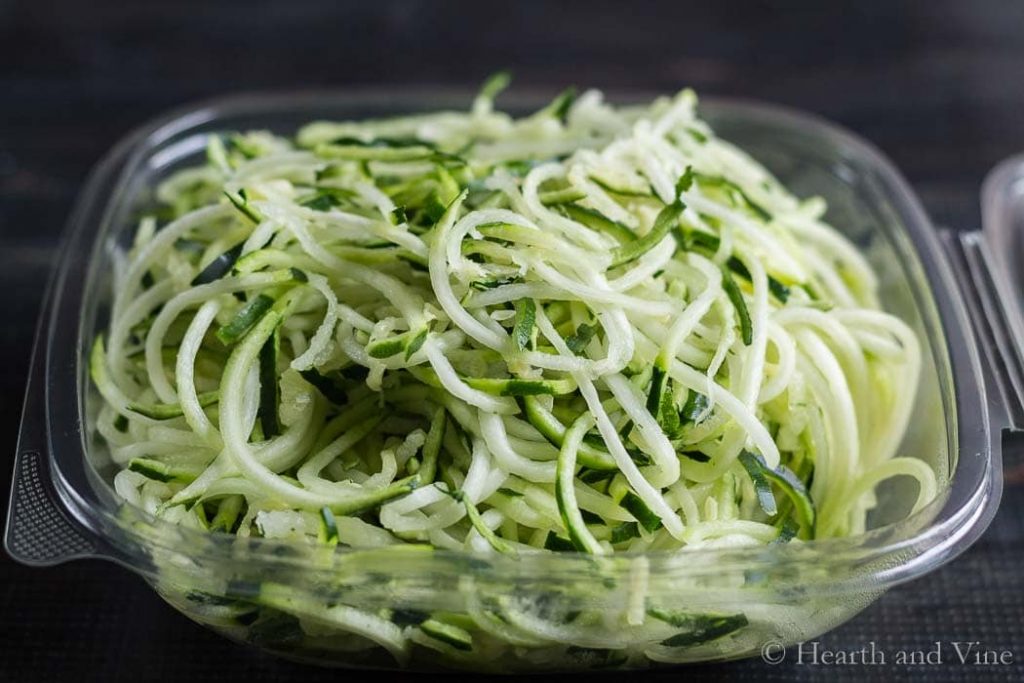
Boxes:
[91,78,936,664]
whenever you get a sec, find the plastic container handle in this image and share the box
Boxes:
[4,300,98,567]
[941,228,1024,433]
[6,450,97,566]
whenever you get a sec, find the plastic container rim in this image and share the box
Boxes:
[28,87,1003,592]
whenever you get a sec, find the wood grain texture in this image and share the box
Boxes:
[1,1,1023,681]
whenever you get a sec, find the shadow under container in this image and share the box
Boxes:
[6,91,1019,671]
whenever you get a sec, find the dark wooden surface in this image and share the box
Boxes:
[3,1,1024,681]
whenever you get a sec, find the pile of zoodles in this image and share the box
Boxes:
[91,76,936,660]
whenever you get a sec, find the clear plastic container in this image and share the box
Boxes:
[4,91,1015,671]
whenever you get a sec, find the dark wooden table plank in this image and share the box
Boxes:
[2,1,1023,680]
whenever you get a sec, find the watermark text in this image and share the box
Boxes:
[760,640,1015,666]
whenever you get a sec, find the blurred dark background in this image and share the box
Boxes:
[2,1,1023,681]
